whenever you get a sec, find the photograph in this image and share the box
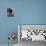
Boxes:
[0,0,46,46]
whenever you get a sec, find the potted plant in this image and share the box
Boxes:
[8,32,16,46]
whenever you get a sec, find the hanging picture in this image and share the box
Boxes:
[7,8,14,17]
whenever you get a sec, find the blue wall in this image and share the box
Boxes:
[0,0,46,44]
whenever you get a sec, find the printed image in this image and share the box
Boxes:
[7,8,14,17]
[18,25,46,46]
[0,0,46,46]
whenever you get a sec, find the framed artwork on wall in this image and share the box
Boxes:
[7,8,14,17]
[18,24,46,42]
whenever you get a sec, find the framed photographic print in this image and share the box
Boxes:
[7,8,14,17]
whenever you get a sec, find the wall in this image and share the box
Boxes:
[0,0,46,44]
